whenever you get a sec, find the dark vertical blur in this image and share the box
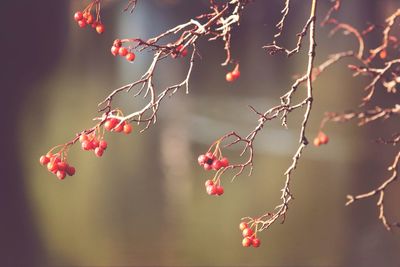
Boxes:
[0,1,68,266]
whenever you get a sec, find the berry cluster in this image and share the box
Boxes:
[198,139,231,196]
[198,152,229,171]
[104,118,133,134]
[79,133,108,157]
[74,11,105,34]
[313,131,329,146]
[111,39,136,62]
[226,64,241,82]
[239,222,261,248]
[204,179,224,196]
[39,153,76,180]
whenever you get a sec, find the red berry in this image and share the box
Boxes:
[52,156,61,164]
[86,14,94,24]
[57,161,67,171]
[231,69,240,80]
[113,39,122,48]
[216,185,224,196]
[204,179,214,187]
[111,46,119,56]
[176,45,188,57]
[212,160,223,171]
[78,19,87,28]
[203,163,212,171]
[74,11,83,22]
[242,237,252,247]
[56,170,66,180]
[119,47,128,56]
[95,147,104,157]
[96,23,105,34]
[319,132,329,145]
[313,137,321,147]
[47,162,58,172]
[39,155,50,165]
[104,118,118,131]
[206,185,217,195]
[66,166,76,176]
[81,140,93,151]
[239,222,248,231]
[79,134,88,143]
[380,49,387,59]
[123,123,133,134]
[91,138,100,148]
[252,238,261,247]
[242,228,253,237]
[114,123,124,133]
[198,154,207,165]
[99,140,108,150]
[126,52,136,62]
[226,72,234,82]
[220,157,229,167]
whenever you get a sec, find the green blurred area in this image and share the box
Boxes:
[2,0,400,266]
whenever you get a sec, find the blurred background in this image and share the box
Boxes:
[1,0,399,266]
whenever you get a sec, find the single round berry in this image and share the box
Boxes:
[216,185,224,196]
[47,162,58,172]
[57,161,67,171]
[123,123,133,134]
[99,140,108,150]
[204,179,214,187]
[86,14,94,24]
[111,46,119,56]
[239,222,248,231]
[81,140,93,150]
[242,228,253,237]
[206,185,217,195]
[252,238,261,248]
[319,132,329,145]
[119,47,128,57]
[95,147,104,157]
[114,123,124,133]
[242,237,252,247]
[226,72,234,82]
[220,157,229,167]
[39,155,50,165]
[212,160,223,171]
[66,166,76,176]
[198,154,207,165]
[104,118,118,131]
[203,163,212,171]
[57,170,66,180]
[380,49,387,59]
[126,52,136,62]
[78,19,87,28]
[113,39,122,48]
[74,11,83,22]
[79,134,88,143]
[96,23,105,34]
[91,139,100,148]
[176,45,188,57]
[231,69,240,80]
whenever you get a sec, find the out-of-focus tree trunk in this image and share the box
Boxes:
[0,1,68,265]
